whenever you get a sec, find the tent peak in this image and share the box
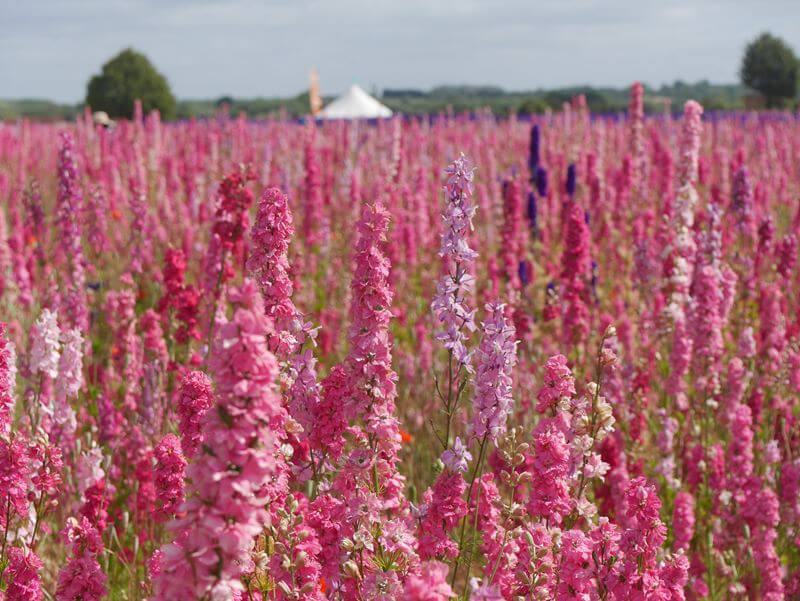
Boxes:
[319,84,393,120]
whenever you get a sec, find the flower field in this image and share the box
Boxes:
[0,87,799,600]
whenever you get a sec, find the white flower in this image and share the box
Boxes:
[30,309,61,379]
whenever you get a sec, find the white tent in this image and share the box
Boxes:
[318,85,393,119]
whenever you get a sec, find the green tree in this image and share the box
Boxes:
[740,32,799,108]
[86,48,176,119]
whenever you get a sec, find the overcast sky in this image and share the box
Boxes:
[2,0,799,102]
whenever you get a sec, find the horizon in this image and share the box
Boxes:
[1,78,746,105]
[2,0,798,104]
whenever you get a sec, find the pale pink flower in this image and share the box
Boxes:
[29,309,60,379]
[471,303,518,443]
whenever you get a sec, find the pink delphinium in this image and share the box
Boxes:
[158,248,200,345]
[248,186,320,437]
[469,473,518,595]
[672,491,695,552]
[127,169,152,275]
[666,315,692,411]
[52,327,83,447]
[560,203,591,281]
[403,561,455,601]
[343,202,402,498]
[758,283,785,375]
[689,264,723,395]
[668,100,703,318]
[742,481,784,601]
[267,494,325,601]
[587,517,621,600]
[122,317,143,412]
[79,479,110,535]
[159,246,187,303]
[56,132,89,333]
[29,309,60,380]
[201,170,255,343]
[536,354,575,413]
[247,187,302,353]
[780,458,800,524]
[0,323,16,432]
[55,328,83,402]
[730,166,755,241]
[302,125,324,249]
[28,438,63,514]
[718,264,737,324]
[776,233,797,279]
[655,409,681,488]
[417,468,467,560]
[500,177,523,288]
[286,348,321,442]
[135,451,157,520]
[608,477,684,601]
[305,493,346,585]
[104,287,136,376]
[212,170,256,255]
[56,517,107,601]
[528,417,572,524]
[140,309,168,365]
[75,446,105,499]
[6,546,44,601]
[677,100,703,188]
[557,529,594,601]
[469,578,503,601]
[309,364,350,462]
[0,435,30,526]
[561,201,591,346]
[471,303,518,443]
[84,185,110,257]
[362,570,402,600]
[151,280,282,601]
[175,370,213,459]
[153,434,186,521]
[629,81,645,188]
[0,210,12,303]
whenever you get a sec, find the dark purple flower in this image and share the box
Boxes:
[566,163,577,197]
[527,191,538,232]
[519,260,531,287]
[529,124,541,174]
[535,166,548,197]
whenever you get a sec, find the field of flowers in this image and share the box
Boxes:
[0,86,799,601]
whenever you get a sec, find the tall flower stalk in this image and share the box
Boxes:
[431,154,478,450]
[150,281,283,601]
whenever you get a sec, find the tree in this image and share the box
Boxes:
[86,48,176,120]
[740,33,799,108]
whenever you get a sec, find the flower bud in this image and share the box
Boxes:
[343,560,361,579]
[276,581,292,596]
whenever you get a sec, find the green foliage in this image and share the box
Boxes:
[86,48,176,120]
[0,99,78,121]
[3,80,756,122]
[740,32,799,108]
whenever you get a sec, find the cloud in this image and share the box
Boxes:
[1,0,798,102]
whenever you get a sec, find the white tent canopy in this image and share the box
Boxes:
[318,85,393,119]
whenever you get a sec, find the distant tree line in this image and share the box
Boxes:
[2,33,798,121]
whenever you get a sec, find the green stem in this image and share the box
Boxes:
[0,498,11,579]
[28,491,46,550]
[488,527,512,583]
[450,434,489,589]
[204,248,228,363]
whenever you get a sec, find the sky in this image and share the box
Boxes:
[2,0,799,103]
